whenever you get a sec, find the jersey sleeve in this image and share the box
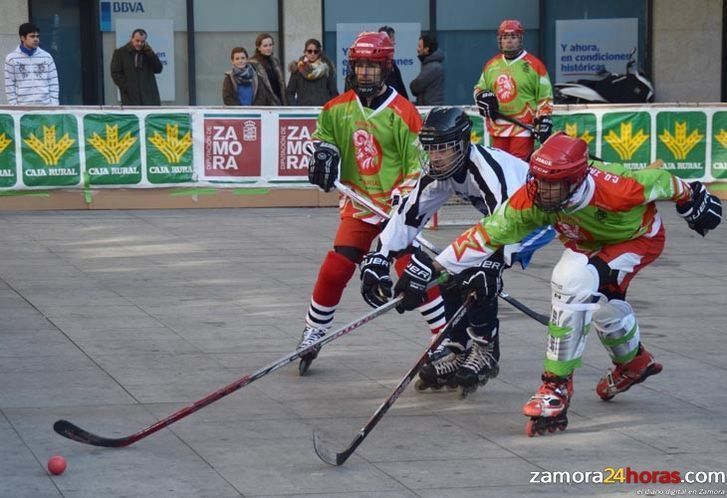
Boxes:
[595,162,692,206]
[530,57,553,119]
[435,188,550,274]
[312,105,336,145]
[379,176,453,258]
[394,109,423,196]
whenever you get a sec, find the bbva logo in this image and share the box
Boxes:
[111,2,145,13]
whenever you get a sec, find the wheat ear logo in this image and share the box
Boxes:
[148,123,192,163]
[564,123,594,144]
[715,129,727,149]
[88,124,137,164]
[604,122,649,160]
[24,126,75,165]
[659,121,703,160]
[0,133,11,154]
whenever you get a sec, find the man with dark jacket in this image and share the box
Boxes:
[410,33,444,106]
[377,26,409,100]
[111,28,163,105]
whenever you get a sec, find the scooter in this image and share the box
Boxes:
[554,49,654,104]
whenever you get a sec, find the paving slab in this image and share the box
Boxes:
[0,205,725,497]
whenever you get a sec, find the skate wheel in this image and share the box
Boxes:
[432,385,443,391]
[557,420,568,432]
[525,419,537,437]
[547,424,557,433]
[414,379,428,391]
[298,357,313,376]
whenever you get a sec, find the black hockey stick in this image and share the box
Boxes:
[313,295,474,466]
[334,180,549,326]
[53,297,404,448]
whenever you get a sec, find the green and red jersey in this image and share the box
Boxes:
[436,162,693,274]
[313,89,422,223]
[474,51,553,138]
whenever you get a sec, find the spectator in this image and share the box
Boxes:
[110,28,163,105]
[249,33,286,106]
[285,38,338,106]
[222,47,275,106]
[473,19,553,160]
[410,32,444,106]
[377,26,409,99]
[4,22,59,105]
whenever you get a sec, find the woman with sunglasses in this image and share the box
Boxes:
[285,39,338,106]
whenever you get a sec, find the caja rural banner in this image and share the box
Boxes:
[0,105,726,193]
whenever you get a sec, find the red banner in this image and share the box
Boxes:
[203,117,261,177]
[278,117,317,177]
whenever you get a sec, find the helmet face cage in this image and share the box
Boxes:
[420,138,468,180]
[526,169,589,212]
[348,59,390,98]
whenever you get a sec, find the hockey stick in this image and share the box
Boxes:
[334,180,549,325]
[313,294,474,466]
[493,112,605,162]
[53,297,405,448]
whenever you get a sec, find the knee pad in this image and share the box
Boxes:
[546,250,601,375]
[593,299,640,363]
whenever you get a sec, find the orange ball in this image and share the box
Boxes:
[47,455,67,475]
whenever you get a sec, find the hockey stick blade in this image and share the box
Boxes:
[312,430,350,466]
[312,299,472,466]
[54,419,132,448]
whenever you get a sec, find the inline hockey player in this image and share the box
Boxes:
[359,107,553,396]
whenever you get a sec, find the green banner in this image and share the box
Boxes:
[0,114,16,188]
[711,111,727,180]
[601,112,651,169]
[553,113,597,155]
[84,114,141,185]
[21,114,80,187]
[469,113,487,147]
[145,113,194,184]
[656,111,706,179]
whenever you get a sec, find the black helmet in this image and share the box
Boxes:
[419,107,472,180]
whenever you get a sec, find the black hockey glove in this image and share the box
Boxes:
[534,116,553,143]
[474,90,499,120]
[360,252,393,308]
[394,250,435,313]
[676,181,722,236]
[306,141,340,192]
[457,254,504,302]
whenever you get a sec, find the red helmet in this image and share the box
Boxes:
[347,31,394,98]
[348,31,394,66]
[497,19,524,38]
[497,19,524,58]
[527,133,590,211]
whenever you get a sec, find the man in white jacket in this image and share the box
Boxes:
[4,22,59,105]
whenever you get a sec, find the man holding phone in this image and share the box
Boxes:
[111,28,163,105]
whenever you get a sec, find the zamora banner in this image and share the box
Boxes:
[0,106,726,190]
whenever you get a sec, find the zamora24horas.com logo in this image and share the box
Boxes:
[148,123,192,163]
[24,125,75,165]
[564,123,594,144]
[604,122,649,160]
[0,133,11,154]
[659,121,703,159]
[87,124,137,165]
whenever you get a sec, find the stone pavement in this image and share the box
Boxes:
[0,206,725,497]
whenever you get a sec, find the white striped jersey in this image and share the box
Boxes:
[4,46,59,105]
[378,144,531,266]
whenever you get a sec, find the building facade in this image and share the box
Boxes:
[0,0,724,105]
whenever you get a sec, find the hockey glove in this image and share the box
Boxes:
[534,116,553,143]
[360,252,393,308]
[306,141,340,192]
[458,254,504,302]
[474,90,499,120]
[394,250,435,313]
[676,181,722,236]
